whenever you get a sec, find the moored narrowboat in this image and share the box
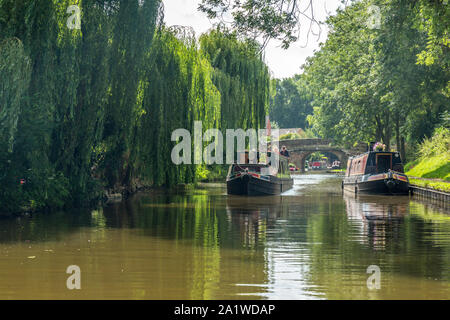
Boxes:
[343,145,410,195]
[227,151,293,196]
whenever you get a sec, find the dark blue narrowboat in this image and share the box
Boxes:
[227,152,293,196]
[343,147,410,195]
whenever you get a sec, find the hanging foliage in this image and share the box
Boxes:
[200,27,270,131]
[0,1,272,213]
[0,38,31,154]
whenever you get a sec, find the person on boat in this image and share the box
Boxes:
[280,146,290,157]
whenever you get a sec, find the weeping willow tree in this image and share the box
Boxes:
[49,0,105,207]
[135,28,221,187]
[0,0,163,212]
[0,1,272,214]
[134,26,272,187]
[0,38,31,212]
[0,38,30,153]
[200,27,270,131]
[101,0,162,190]
[198,28,270,179]
[0,0,68,212]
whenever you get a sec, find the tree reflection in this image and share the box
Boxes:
[303,191,450,299]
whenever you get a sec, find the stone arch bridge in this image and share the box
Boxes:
[278,139,367,172]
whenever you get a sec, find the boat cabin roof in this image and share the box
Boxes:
[349,151,400,160]
[232,150,291,175]
[346,151,404,176]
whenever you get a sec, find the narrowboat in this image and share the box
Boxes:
[343,145,410,195]
[226,151,294,196]
[331,160,341,169]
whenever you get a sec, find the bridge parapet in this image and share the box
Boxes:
[279,138,332,147]
[277,139,366,154]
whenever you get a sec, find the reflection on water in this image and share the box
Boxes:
[0,175,448,299]
[344,194,408,250]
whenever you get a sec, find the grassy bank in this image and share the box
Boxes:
[405,154,449,181]
[327,169,346,173]
[409,178,450,193]
[405,127,449,192]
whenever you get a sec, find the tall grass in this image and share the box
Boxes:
[406,127,450,181]
[417,127,449,159]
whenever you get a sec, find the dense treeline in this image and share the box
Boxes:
[268,75,313,129]
[0,1,269,213]
[212,0,448,161]
[303,0,449,161]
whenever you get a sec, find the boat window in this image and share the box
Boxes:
[347,160,352,176]
[367,155,376,166]
[392,153,404,172]
[355,159,361,173]
[365,154,376,174]
[376,154,392,173]
[366,165,376,174]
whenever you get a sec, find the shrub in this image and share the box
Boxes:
[418,127,449,159]
[406,127,450,181]
[280,132,301,140]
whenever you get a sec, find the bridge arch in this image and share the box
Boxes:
[276,138,366,173]
[289,150,348,172]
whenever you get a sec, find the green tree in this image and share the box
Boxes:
[303,0,449,160]
[269,75,313,129]
[198,0,331,48]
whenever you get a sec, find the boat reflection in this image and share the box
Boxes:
[225,196,288,248]
[225,195,284,217]
[343,192,408,249]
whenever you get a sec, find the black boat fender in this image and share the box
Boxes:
[385,179,396,190]
[384,171,396,191]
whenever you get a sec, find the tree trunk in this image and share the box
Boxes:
[384,112,391,151]
[400,136,406,163]
[395,116,401,153]
[375,116,382,141]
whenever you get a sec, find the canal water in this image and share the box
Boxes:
[0,174,449,299]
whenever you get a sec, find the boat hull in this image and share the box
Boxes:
[227,174,293,196]
[343,172,410,195]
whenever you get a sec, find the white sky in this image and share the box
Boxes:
[162,0,346,78]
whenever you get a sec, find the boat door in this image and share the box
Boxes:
[376,153,392,173]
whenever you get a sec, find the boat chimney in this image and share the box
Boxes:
[368,142,376,152]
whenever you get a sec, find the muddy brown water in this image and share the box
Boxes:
[0,174,448,299]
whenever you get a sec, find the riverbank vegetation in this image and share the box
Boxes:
[0,0,448,213]
[266,0,448,179]
[408,179,449,193]
[303,0,448,161]
[279,129,316,140]
[0,0,269,214]
[405,127,450,192]
[269,76,313,129]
